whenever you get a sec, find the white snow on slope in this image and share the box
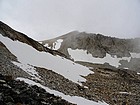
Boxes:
[17,77,108,105]
[53,39,63,50]
[0,34,93,84]
[68,48,132,68]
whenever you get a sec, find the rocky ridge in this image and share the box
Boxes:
[0,21,67,58]
[42,31,140,58]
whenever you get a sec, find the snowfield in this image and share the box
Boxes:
[17,77,108,105]
[68,48,140,68]
[0,34,93,84]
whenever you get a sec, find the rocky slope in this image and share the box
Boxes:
[81,63,140,105]
[0,74,74,105]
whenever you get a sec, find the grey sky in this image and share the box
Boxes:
[0,0,140,40]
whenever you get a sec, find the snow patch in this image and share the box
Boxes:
[17,77,108,105]
[44,39,63,50]
[137,72,140,75]
[38,41,42,44]
[44,43,51,49]
[0,34,93,85]
[130,53,140,58]
[88,67,94,70]
[119,92,132,95]
[68,48,131,68]
[54,39,63,50]
[124,67,129,69]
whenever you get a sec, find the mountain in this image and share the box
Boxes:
[1,21,140,105]
[41,31,140,72]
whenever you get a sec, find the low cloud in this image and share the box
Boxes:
[0,0,140,40]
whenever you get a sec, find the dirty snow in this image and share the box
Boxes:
[0,34,93,85]
[17,77,108,105]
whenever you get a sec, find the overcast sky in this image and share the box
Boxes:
[0,0,140,40]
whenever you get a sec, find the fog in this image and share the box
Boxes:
[0,0,140,40]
